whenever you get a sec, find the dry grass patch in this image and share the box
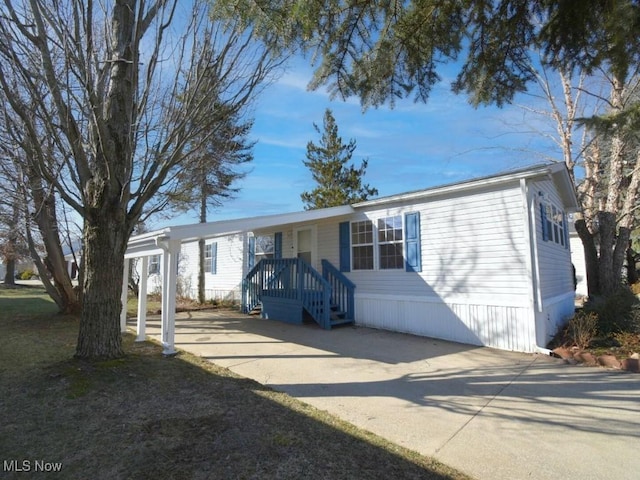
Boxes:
[0,287,470,480]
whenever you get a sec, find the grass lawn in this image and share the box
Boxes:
[0,285,471,480]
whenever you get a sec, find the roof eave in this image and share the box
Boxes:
[353,165,558,208]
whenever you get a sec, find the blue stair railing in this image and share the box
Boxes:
[321,259,355,323]
[242,261,264,313]
[242,259,290,313]
[242,258,354,329]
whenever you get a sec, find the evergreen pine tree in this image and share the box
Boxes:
[301,109,377,209]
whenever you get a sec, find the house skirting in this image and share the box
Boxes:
[354,293,539,353]
[535,291,575,349]
[186,287,241,303]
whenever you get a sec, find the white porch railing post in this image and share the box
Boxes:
[120,258,129,333]
[158,237,179,356]
[136,256,148,342]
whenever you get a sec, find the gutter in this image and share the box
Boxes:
[353,165,557,208]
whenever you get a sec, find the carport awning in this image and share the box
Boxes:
[124,204,354,259]
[122,204,355,356]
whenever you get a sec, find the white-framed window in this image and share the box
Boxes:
[552,205,566,246]
[148,255,160,275]
[351,216,405,270]
[255,235,274,261]
[204,243,217,274]
[378,216,404,269]
[351,220,374,270]
[542,202,567,247]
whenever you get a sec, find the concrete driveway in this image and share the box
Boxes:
[133,311,640,480]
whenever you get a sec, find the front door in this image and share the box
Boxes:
[295,227,316,266]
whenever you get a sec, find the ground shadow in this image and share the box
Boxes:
[129,312,640,441]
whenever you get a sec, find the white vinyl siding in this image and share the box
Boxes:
[347,184,530,302]
[343,182,543,352]
[252,216,350,272]
[532,179,574,301]
[177,235,245,302]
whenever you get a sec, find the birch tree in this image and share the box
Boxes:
[0,0,279,359]
[576,77,640,295]
[520,63,640,296]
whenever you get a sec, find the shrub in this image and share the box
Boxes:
[583,288,640,335]
[631,282,640,295]
[19,269,36,280]
[567,311,598,349]
[613,332,640,353]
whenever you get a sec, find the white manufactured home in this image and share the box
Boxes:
[123,163,579,355]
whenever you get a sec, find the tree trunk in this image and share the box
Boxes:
[612,226,631,288]
[23,211,65,307]
[575,218,600,297]
[597,211,615,296]
[75,214,128,360]
[198,177,207,304]
[620,154,640,286]
[4,257,16,285]
[597,211,625,296]
[128,259,140,298]
[626,242,639,285]
[75,0,136,360]
[26,160,80,313]
[3,203,20,285]
[198,238,206,304]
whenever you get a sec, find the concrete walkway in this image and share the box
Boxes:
[133,311,640,480]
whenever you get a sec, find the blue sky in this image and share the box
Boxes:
[167,56,562,227]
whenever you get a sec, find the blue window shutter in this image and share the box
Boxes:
[563,213,569,249]
[211,242,218,274]
[274,232,283,259]
[339,222,350,272]
[248,236,255,269]
[540,203,549,241]
[404,212,422,272]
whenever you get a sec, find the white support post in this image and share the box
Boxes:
[159,238,179,356]
[136,256,148,342]
[120,258,130,333]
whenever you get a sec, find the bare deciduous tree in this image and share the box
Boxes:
[0,0,280,359]
[518,60,640,296]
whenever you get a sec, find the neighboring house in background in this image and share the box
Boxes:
[0,259,38,280]
[0,242,80,283]
[125,163,579,355]
[63,242,82,281]
[140,233,248,300]
[568,216,588,298]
